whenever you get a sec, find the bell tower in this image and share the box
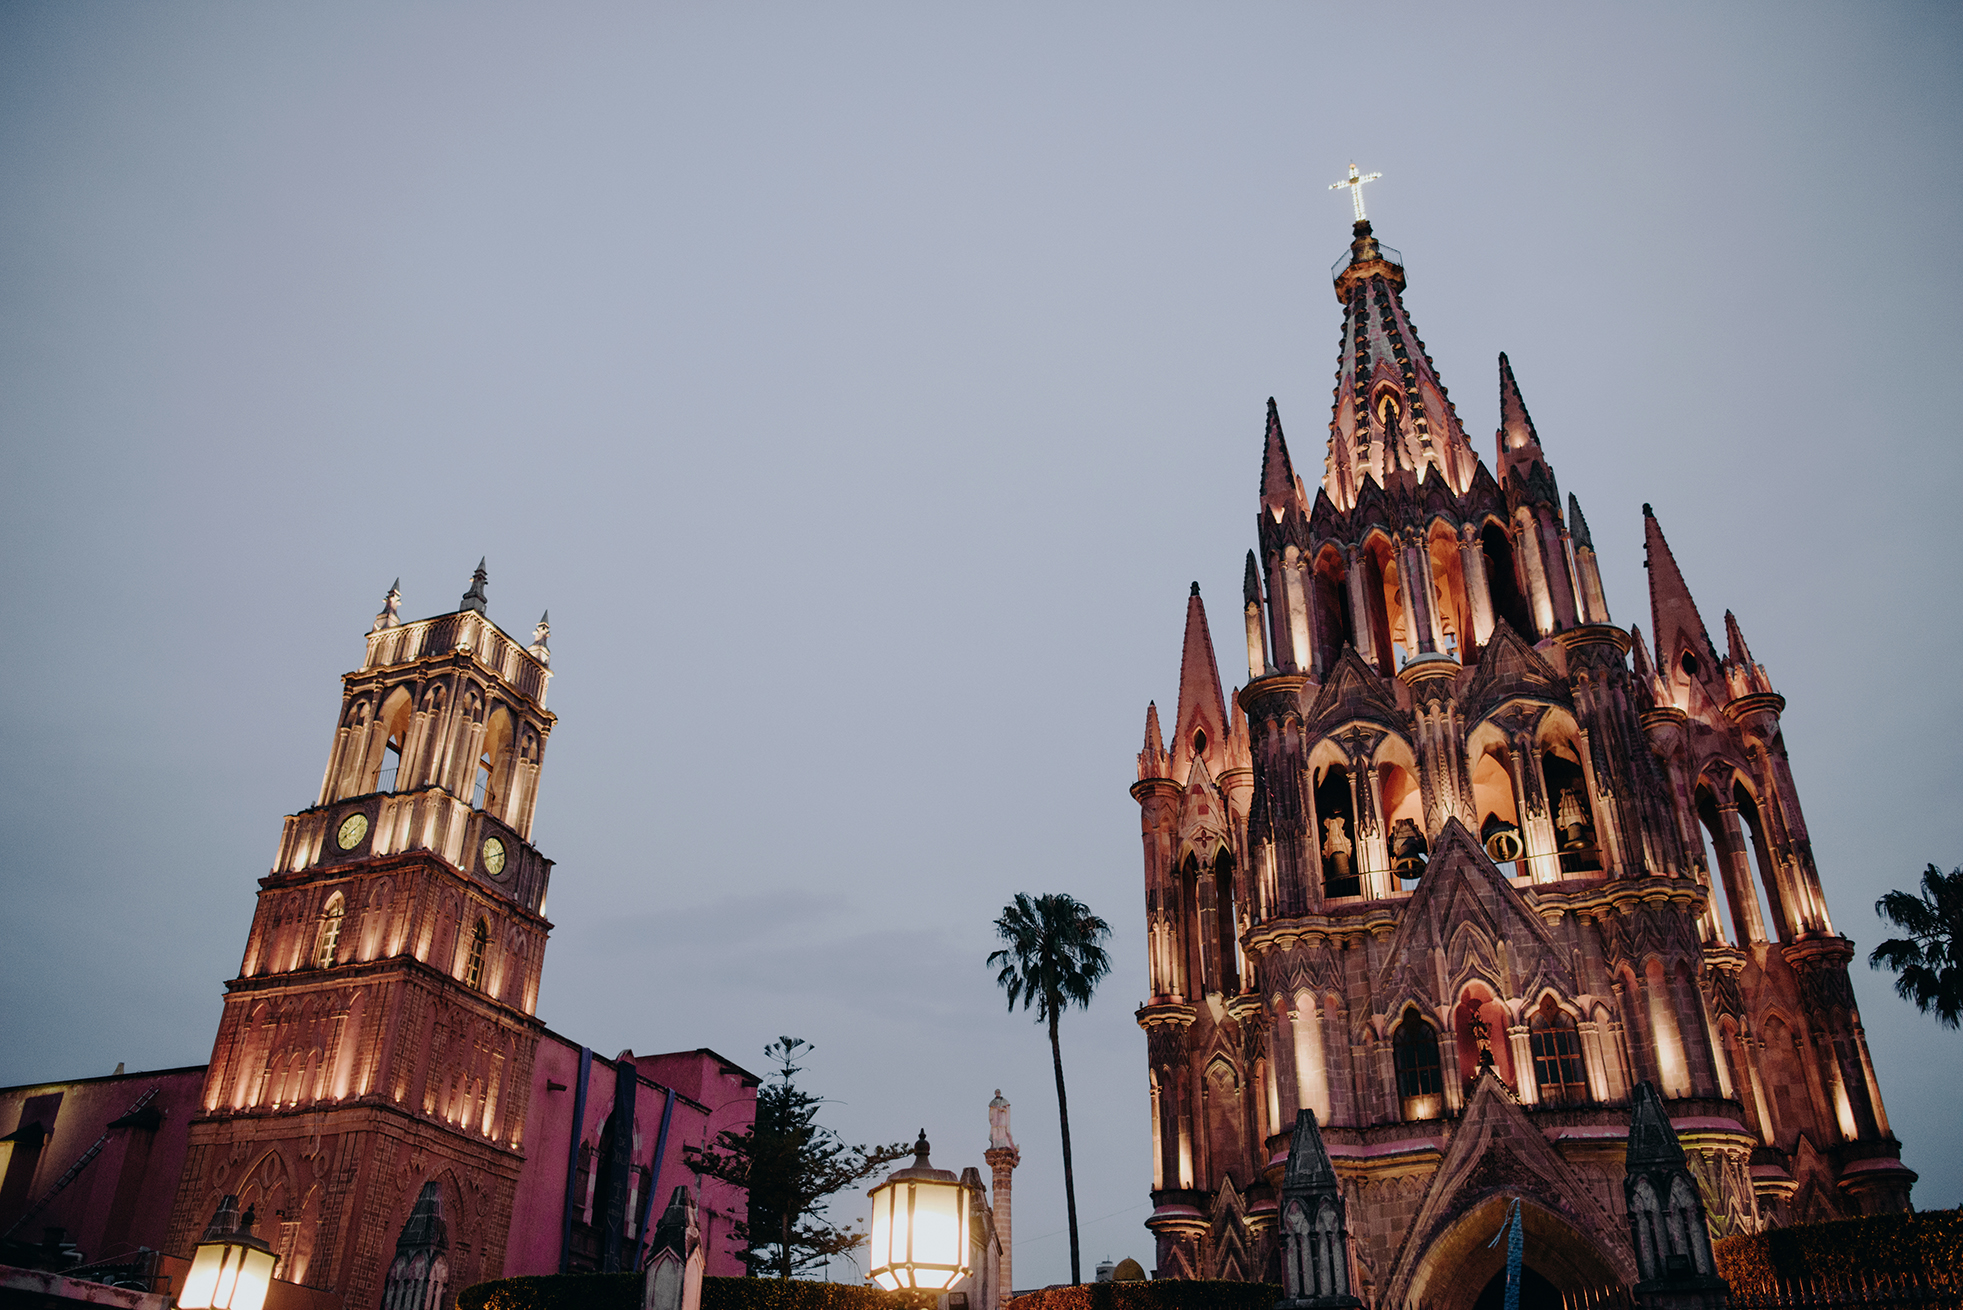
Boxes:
[165,564,559,1309]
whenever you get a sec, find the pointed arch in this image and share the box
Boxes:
[314,891,347,969]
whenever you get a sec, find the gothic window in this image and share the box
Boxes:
[1311,548,1352,674]
[1212,849,1239,994]
[1392,1009,1443,1119]
[475,709,513,815]
[1529,996,1589,1105]
[464,920,489,990]
[375,687,413,794]
[314,893,346,969]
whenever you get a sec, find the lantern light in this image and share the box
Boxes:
[178,1195,279,1310]
[865,1131,973,1293]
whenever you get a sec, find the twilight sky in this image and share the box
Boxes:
[2,1,1960,1286]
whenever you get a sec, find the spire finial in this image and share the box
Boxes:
[460,559,489,614]
[372,578,403,633]
[529,611,552,666]
[1329,161,1383,224]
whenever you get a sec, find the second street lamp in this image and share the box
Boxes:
[866,1131,971,1293]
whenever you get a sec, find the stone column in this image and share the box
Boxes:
[1457,524,1495,650]
[984,1092,1020,1310]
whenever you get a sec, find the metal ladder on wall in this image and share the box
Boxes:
[1,1084,161,1241]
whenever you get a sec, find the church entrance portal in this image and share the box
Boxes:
[1399,1195,1625,1310]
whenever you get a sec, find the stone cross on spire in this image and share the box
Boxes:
[1328,162,1382,224]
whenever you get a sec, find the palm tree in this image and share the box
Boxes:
[1870,864,1963,1029]
[988,892,1111,1287]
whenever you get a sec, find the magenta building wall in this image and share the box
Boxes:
[0,1066,208,1266]
[503,1035,757,1280]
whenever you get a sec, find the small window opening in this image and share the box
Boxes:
[1392,1010,1443,1120]
[314,894,346,969]
[1680,649,1700,677]
[464,920,488,989]
[1191,728,1207,758]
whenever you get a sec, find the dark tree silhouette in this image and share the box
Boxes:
[987,892,1112,1286]
[685,1037,909,1279]
[1870,864,1963,1029]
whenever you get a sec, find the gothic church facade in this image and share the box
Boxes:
[1130,219,1913,1307]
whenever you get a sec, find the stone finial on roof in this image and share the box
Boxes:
[373,579,402,633]
[460,559,489,614]
[530,611,551,666]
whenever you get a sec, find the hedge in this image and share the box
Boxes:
[1007,1281,1280,1310]
[1713,1210,1963,1294]
[458,1275,931,1310]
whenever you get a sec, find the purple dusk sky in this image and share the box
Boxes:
[2,2,1959,1286]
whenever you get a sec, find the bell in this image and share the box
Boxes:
[1481,815,1524,863]
[1389,818,1428,875]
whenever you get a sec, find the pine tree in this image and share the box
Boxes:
[686,1037,909,1279]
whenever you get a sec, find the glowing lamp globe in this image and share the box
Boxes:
[178,1195,279,1310]
[866,1131,971,1292]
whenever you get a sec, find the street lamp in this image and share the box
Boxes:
[866,1131,971,1293]
[177,1195,279,1310]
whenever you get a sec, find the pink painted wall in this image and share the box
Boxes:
[503,1034,757,1280]
[0,1066,208,1266]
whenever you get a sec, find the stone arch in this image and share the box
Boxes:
[1398,1194,1630,1310]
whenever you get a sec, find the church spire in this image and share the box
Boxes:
[1723,610,1775,699]
[1643,505,1719,708]
[1137,702,1170,782]
[1323,223,1475,509]
[1168,583,1228,783]
[1260,398,1305,520]
[1497,351,1542,455]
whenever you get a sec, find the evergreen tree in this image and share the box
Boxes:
[686,1037,909,1279]
[1870,864,1963,1029]
[988,892,1112,1286]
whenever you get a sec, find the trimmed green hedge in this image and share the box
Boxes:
[1713,1210,1963,1294]
[458,1275,929,1310]
[1008,1281,1280,1310]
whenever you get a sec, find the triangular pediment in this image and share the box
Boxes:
[1175,756,1231,862]
[1373,820,1571,1004]
[1463,619,1568,723]
[1307,645,1405,733]
[1384,1073,1636,1304]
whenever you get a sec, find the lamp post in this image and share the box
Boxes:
[866,1132,972,1293]
[177,1195,279,1310]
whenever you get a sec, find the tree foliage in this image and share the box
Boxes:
[686,1038,910,1280]
[988,892,1112,1286]
[1869,863,1963,1030]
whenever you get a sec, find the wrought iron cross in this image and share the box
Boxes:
[1329,162,1382,222]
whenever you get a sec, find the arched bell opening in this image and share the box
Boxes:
[1427,520,1472,663]
[1694,781,1774,945]
[1732,783,1791,942]
[1479,521,1535,640]
[1359,533,1403,676]
[1312,763,1361,900]
[1468,737,1527,879]
[1311,546,1353,674]
[1381,762,1426,883]
[1539,740,1601,875]
[1212,847,1240,996]
[374,686,413,794]
[1400,1195,1629,1310]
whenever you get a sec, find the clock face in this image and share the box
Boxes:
[482,836,507,877]
[336,812,370,851]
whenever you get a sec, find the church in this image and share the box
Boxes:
[1129,198,1915,1305]
[0,570,759,1308]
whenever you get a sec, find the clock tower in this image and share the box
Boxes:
[164,564,559,1308]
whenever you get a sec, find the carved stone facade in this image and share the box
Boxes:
[1130,221,1914,1307]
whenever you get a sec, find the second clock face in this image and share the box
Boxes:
[482,836,507,877]
[336,812,370,851]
